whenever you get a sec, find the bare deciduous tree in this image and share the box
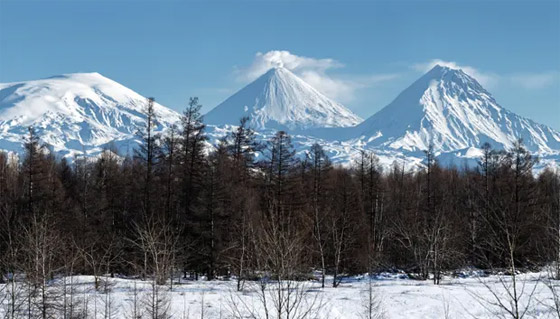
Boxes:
[131,218,178,319]
[20,214,62,319]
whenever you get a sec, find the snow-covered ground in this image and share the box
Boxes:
[2,272,558,318]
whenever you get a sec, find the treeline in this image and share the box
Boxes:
[1,96,559,294]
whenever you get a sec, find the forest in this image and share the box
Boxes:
[0,97,559,318]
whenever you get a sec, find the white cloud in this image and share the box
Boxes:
[413,59,498,87]
[414,59,558,90]
[238,50,343,82]
[298,70,355,101]
[509,72,558,89]
[237,50,399,102]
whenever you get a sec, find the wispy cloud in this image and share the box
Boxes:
[509,72,558,89]
[237,50,343,82]
[412,59,498,87]
[236,50,399,102]
[414,59,559,90]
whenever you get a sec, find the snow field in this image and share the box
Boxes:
[1,272,558,318]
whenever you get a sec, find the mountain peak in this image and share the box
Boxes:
[0,73,180,158]
[64,71,104,77]
[429,64,450,72]
[425,64,471,79]
[260,66,302,83]
[355,64,560,154]
[269,65,287,71]
[205,67,362,130]
[46,72,106,81]
[260,65,291,79]
[430,63,462,71]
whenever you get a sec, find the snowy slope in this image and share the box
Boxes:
[0,72,181,158]
[204,67,362,130]
[1,67,558,171]
[203,64,560,172]
[352,65,560,154]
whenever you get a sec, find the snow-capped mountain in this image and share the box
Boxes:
[352,65,560,154]
[1,66,558,172]
[204,66,362,130]
[0,72,181,158]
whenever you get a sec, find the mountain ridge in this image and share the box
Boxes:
[0,66,558,172]
[0,72,181,158]
[351,65,560,154]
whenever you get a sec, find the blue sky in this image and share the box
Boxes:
[1,0,559,129]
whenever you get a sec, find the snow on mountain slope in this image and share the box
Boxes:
[204,66,362,131]
[1,67,558,172]
[203,124,424,172]
[0,72,181,158]
[352,65,560,154]
[204,64,560,172]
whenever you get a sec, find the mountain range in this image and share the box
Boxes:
[352,65,560,154]
[1,65,559,171]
